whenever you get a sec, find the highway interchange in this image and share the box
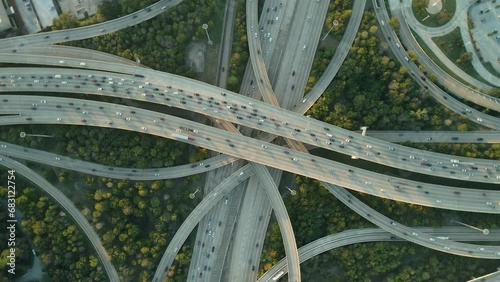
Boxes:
[0,0,499,281]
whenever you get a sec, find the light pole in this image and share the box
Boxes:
[285,186,297,196]
[20,132,54,138]
[450,220,489,235]
[321,20,339,41]
[202,23,213,45]
[189,188,200,199]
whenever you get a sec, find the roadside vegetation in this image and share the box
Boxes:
[262,10,500,281]
[1,0,497,281]
[0,182,107,281]
[51,0,221,78]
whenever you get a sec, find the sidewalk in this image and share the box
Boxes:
[401,0,500,87]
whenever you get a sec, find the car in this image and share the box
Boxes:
[56,118,62,121]
[261,145,267,148]
[141,127,147,131]
[452,137,458,140]
[477,138,483,141]
[292,158,298,162]
[426,137,432,140]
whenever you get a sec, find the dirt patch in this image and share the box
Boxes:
[186,42,207,73]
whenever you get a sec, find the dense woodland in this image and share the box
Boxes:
[0,182,106,281]
[0,121,206,281]
[0,0,498,281]
[52,0,220,77]
[261,7,500,282]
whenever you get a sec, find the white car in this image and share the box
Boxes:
[98,88,103,90]
[141,127,147,131]
[56,118,62,121]
[116,112,122,115]
[80,62,86,66]
[261,145,267,148]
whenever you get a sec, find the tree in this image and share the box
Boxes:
[456,52,472,66]
[52,13,79,30]
[389,17,400,30]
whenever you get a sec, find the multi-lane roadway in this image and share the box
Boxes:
[258,227,500,281]
[2,95,499,214]
[1,68,498,184]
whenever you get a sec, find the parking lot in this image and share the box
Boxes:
[469,0,500,72]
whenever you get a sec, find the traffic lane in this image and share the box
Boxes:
[151,165,254,282]
[2,97,500,213]
[258,226,500,281]
[366,131,500,143]
[0,155,120,281]
[1,57,499,179]
[0,141,237,180]
[2,72,497,184]
[0,0,183,50]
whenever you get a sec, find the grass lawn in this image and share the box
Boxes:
[482,62,500,79]
[210,0,228,44]
[431,27,492,85]
[412,0,456,27]
[412,30,491,87]
[432,27,464,64]
[203,44,220,84]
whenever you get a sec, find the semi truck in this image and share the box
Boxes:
[272,271,285,281]
[172,133,194,141]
